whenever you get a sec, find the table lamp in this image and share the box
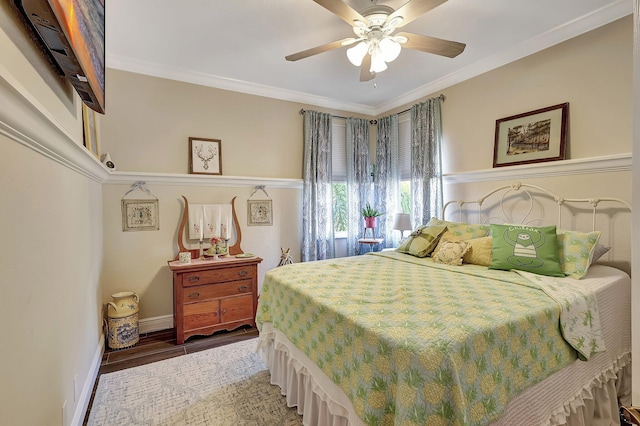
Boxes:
[392,213,412,240]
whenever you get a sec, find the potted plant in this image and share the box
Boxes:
[361,203,383,229]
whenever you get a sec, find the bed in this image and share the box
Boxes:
[255,183,631,426]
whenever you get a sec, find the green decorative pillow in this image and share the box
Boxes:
[489,224,564,277]
[429,218,490,240]
[396,223,448,257]
[556,230,601,279]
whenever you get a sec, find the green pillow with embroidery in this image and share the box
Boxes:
[397,222,448,258]
[489,224,564,277]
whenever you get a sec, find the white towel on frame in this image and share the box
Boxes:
[188,203,233,240]
[188,204,205,240]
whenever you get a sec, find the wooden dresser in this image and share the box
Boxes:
[168,256,262,344]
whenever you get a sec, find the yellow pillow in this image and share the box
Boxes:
[463,236,493,266]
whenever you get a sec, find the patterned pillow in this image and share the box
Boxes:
[396,222,448,258]
[489,224,564,277]
[431,230,462,257]
[432,241,471,266]
[428,218,490,240]
[556,230,601,279]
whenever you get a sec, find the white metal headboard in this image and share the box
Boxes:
[442,182,631,231]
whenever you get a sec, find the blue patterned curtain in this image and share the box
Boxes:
[302,111,334,261]
[411,97,443,227]
[346,117,370,256]
[374,114,400,248]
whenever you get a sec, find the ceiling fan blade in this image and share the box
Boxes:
[313,0,367,26]
[285,38,356,61]
[388,0,448,28]
[396,32,465,58]
[359,55,375,82]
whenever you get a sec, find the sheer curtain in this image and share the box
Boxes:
[374,114,400,248]
[345,117,370,256]
[411,97,443,227]
[302,110,335,261]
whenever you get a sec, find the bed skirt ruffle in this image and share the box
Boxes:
[258,323,630,426]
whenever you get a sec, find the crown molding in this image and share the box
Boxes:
[443,153,632,184]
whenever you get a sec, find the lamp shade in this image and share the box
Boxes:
[347,42,368,67]
[379,37,401,62]
[392,213,411,232]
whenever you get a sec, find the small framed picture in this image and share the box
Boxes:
[247,200,273,226]
[122,199,159,232]
[493,103,568,168]
[189,137,222,175]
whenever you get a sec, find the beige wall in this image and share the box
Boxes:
[384,16,632,174]
[101,70,371,178]
[0,4,104,425]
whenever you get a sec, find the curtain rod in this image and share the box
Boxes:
[298,93,446,124]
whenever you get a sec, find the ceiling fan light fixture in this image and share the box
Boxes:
[379,37,401,62]
[347,41,369,66]
[370,51,388,73]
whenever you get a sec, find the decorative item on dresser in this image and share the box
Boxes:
[168,256,262,345]
[176,196,243,260]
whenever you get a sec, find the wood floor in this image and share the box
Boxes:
[83,326,259,425]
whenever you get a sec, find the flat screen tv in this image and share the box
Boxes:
[13,0,105,113]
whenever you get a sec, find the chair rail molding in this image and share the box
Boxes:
[443,153,631,184]
[105,171,303,189]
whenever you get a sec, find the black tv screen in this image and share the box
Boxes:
[14,0,105,113]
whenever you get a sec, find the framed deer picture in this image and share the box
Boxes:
[189,137,222,175]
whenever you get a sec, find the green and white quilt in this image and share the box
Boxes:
[256,251,604,426]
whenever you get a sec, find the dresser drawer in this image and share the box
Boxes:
[182,279,253,302]
[182,265,254,287]
[220,294,253,323]
[183,300,219,330]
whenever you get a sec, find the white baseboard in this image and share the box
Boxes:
[139,314,174,334]
[71,334,104,426]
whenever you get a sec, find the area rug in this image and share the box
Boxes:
[87,338,302,425]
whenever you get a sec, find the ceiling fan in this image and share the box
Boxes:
[285,0,466,82]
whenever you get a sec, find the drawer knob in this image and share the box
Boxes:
[238,285,249,292]
[238,270,248,276]
[222,309,227,314]
[188,292,200,299]
[188,276,200,283]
